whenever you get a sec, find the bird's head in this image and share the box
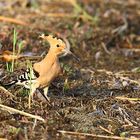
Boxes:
[40,34,80,61]
[40,34,70,57]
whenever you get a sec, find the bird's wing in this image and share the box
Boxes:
[18,68,38,82]
[1,68,40,88]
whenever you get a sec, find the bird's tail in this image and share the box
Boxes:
[0,80,17,88]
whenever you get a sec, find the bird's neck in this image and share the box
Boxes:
[33,50,59,76]
[42,50,58,64]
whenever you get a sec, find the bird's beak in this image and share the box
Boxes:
[68,50,80,62]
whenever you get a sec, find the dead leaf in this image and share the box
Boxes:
[1,50,21,62]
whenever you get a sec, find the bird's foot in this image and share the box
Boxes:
[28,81,39,108]
[43,86,50,102]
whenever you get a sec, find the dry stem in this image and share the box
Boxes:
[0,86,15,97]
[58,130,139,140]
[0,104,45,122]
[0,16,28,26]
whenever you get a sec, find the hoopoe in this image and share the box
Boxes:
[1,34,77,101]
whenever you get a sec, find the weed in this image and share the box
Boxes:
[10,28,17,72]
[8,127,20,135]
[61,63,73,76]
[63,78,70,93]
[6,29,24,72]
[17,41,24,56]
[28,0,39,9]
[26,60,34,108]
[18,88,29,97]
[69,0,99,25]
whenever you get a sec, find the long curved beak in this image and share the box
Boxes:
[68,50,80,62]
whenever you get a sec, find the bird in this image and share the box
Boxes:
[0,34,78,101]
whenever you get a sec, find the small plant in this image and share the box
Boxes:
[61,63,73,76]
[6,29,24,72]
[17,41,24,56]
[63,78,70,93]
[26,60,35,108]
[10,28,17,72]
[8,127,20,135]
[69,0,99,25]
[18,88,29,97]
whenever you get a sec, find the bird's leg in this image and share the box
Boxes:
[30,81,40,98]
[43,86,50,102]
[28,81,39,108]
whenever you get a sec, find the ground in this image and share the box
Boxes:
[0,0,140,140]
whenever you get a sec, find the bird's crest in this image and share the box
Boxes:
[39,34,65,47]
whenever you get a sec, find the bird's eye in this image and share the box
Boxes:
[56,44,60,47]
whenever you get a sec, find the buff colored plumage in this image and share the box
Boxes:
[30,34,70,99]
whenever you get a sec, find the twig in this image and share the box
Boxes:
[25,12,96,23]
[96,69,140,86]
[45,13,94,21]
[0,55,42,61]
[0,86,15,97]
[105,14,128,49]
[116,76,140,86]
[24,127,28,140]
[116,96,140,101]
[99,125,114,135]
[32,119,37,130]
[122,49,140,53]
[131,132,140,135]
[0,104,45,122]
[21,55,42,60]
[58,130,138,140]
[46,13,75,18]
[101,42,111,55]
[0,16,28,26]
[112,15,128,35]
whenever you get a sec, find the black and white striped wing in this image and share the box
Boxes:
[15,68,39,88]
[18,69,37,82]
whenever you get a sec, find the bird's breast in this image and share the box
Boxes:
[36,61,61,88]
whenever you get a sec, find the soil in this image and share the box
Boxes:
[0,0,140,139]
